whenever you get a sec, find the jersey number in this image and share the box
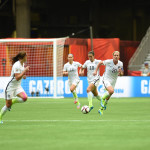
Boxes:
[70,68,74,72]
[89,66,94,70]
[112,69,117,73]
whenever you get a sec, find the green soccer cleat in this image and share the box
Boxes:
[89,105,94,112]
[101,98,107,110]
[104,102,107,110]
[98,107,104,115]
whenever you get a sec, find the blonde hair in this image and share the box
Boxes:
[113,51,120,56]
[68,54,74,57]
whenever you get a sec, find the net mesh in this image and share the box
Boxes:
[0,38,66,98]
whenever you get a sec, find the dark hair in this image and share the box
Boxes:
[88,51,94,56]
[12,51,27,65]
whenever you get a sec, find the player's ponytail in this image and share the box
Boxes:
[12,51,27,65]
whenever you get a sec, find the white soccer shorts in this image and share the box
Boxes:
[5,86,25,100]
[102,80,116,89]
[68,79,80,87]
[89,75,100,87]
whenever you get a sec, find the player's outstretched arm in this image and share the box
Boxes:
[15,66,30,81]
[93,61,103,76]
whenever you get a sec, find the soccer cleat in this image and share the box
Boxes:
[104,103,107,110]
[8,107,11,111]
[77,103,81,109]
[74,100,78,104]
[89,106,94,112]
[98,107,104,115]
[0,120,3,124]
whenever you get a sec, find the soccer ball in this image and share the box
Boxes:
[81,105,90,114]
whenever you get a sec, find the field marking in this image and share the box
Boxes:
[3,120,150,122]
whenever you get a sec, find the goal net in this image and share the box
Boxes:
[0,38,67,98]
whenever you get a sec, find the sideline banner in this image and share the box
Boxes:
[0,77,150,98]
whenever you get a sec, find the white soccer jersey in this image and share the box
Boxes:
[6,61,25,91]
[82,59,101,82]
[63,61,82,82]
[103,59,123,83]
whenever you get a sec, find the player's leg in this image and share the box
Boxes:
[99,86,114,115]
[92,87,101,101]
[70,84,78,101]
[102,86,114,106]
[87,83,95,109]
[0,92,13,124]
[70,81,80,109]
[12,87,27,104]
[88,76,101,111]
[12,92,28,104]
[98,81,114,116]
[101,81,114,106]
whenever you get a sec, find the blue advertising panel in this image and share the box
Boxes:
[21,77,88,97]
[131,77,150,97]
[0,76,150,98]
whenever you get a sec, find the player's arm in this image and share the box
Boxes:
[118,66,124,76]
[63,71,68,76]
[93,61,104,76]
[63,64,68,76]
[79,61,86,76]
[79,66,84,76]
[15,66,30,81]
[78,63,83,76]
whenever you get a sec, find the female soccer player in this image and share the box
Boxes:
[63,54,82,109]
[0,51,30,124]
[80,51,101,111]
[93,51,123,115]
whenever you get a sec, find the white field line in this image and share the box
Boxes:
[3,120,150,122]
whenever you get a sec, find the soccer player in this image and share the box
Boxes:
[93,51,123,115]
[63,54,82,109]
[0,51,30,124]
[80,51,101,111]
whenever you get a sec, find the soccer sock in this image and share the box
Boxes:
[102,91,110,100]
[72,91,80,105]
[96,95,101,101]
[105,99,109,104]
[87,92,93,107]
[12,97,24,104]
[72,91,78,100]
[0,105,9,118]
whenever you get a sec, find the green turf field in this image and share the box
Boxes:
[0,97,150,150]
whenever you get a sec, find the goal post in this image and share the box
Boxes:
[0,38,67,98]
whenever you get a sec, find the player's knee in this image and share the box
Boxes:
[23,96,28,102]
[93,93,98,97]
[87,88,91,93]
[6,102,12,108]
[70,88,74,93]
[109,89,114,95]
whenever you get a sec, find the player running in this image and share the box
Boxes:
[80,51,101,111]
[93,51,123,115]
[0,51,29,124]
[63,54,82,109]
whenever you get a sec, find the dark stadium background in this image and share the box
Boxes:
[0,0,150,40]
